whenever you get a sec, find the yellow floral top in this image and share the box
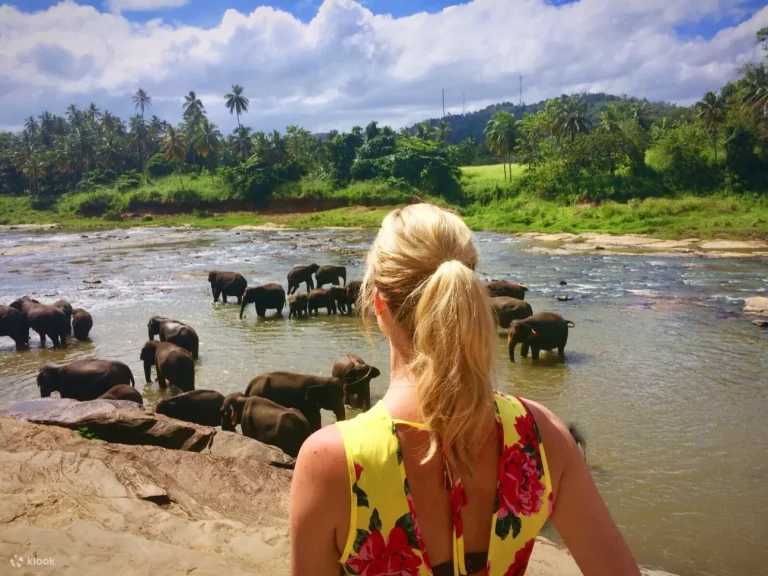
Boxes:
[337,392,553,576]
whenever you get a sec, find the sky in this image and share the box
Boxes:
[0,0,766,134]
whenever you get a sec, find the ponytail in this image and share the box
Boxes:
[410,260,496,474]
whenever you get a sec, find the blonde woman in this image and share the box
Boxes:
[290,204,639,576]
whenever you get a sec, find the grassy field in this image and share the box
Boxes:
[1,166,767,239]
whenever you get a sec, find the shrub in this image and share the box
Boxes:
[146,154,174,178]
[75,190,115,217]
[116,170,143,191]
[103,209,122,221]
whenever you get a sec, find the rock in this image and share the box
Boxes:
[81,234,89,239]
[84,276,102,284]
[752,319,768,328]
[595,246,606,250]
[744,297,768,318]
[700,240,767,251]
[557,295,574,301]
[559,280,568,286]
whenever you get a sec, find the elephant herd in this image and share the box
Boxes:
[0,266,575,460]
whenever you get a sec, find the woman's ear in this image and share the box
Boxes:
[373,288,387,316]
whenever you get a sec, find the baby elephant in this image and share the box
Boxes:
[239,283,286,319]
[487,280,529,300]
[332,354,381,411]
[288,293,309,319]
[308,288,337,315]
[53,300,73,336]
[155,389,225,427]
[97,384,144,405]
[208,271,247,304]
[221,393,311,458]
[147,316,199,359]
[140,341,195,392]
[508,312,575,362]
[491,296,533,329]
[72,308,93,341]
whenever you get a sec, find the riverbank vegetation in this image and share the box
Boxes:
[0,30,766,237]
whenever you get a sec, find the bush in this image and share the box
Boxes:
[220,160,276,205]
[146,154,174,178]
[75,190,115,217]
[103,209,123,221]
[116,170,143,192]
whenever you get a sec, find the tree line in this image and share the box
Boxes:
[0,27,765,207]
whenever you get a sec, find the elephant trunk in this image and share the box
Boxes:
[334,408,346,422]
[143,361,152,384]
[508,336,517,363]
[148,328,154,341]
[239,300,247,319]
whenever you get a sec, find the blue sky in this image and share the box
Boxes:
[1,0,766,132]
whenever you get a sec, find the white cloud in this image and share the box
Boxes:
[106,0,189,12]
[0,0,766,133]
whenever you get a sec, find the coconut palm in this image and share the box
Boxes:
[133,88,152,120]
[129,115,149,172]
[87,103,102,122]
[99,130,125,175]
[696,91,726,163]
[183,91,205,127]
[224,84,249,128]
[194,118,222,182]
[597,105,621,134]
[741,63,768,119]
[24,116,39,136]
[161,125,189,190]
[484,110,516,182]
[436,119,451,144]
[15,148,46,195]
[231,125,253,159]
[38,111,55,147]
[54,136,80,186]
[549,97,592,142]
[415,121,435,141]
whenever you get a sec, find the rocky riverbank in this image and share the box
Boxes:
[0,400,678,575]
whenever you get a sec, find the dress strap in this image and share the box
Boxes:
[391,418,431,431]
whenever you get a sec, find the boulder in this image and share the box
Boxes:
[744,297,768,318]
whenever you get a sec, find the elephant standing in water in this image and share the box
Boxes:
[287,264,319,295]
[97,384,143,405]
[155,390,225,427]
[245,372,345,432]
[315,265,346,288]
[491,297,533,329]
[147,316,199,359]
[11,297,68,348]
[487,280,529,300]
[288,293,309,319]
[342,280,362,314]
[53,300,73,335]
[72,308,93,341]
[37,359,135,400]
[239,283,286,319]
[208,271,247,304]
[508,312,575,362]
[140,341,195,392]
[308,289,337,315]
[332,354,381,410]
[221,393,311,458]
[0,305,29,350]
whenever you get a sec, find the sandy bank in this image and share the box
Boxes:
[518,232,768,259]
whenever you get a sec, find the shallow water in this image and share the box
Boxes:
[1,226,767,576]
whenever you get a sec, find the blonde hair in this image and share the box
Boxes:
[360,203,497,473]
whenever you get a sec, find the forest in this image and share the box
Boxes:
[0,28,766,229]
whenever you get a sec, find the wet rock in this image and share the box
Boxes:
[595,246,606,251]
[81,234,89,239]
[84,276,102,284]
[744,297,768,318]
[557,295,574,301]
[559,280,568,285]
[752,319,768,328]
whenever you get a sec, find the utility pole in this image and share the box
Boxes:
[442,89,445,118]
[463,92,466,115]
[519,76,523,107]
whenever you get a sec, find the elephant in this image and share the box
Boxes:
[308,288,337,315]
[287,264,320,295]
[487,280,529,300]
[245,371,345,432]
[315,265,347,288]
[97,384,144,405]
[329,285,348,313]
[332,354,381,411]
[37,359,135,400]
[288,293,309,319]
[155,389,225,427]
[221,393,311,458]
[10,296,68,348]
[53,300,73,335]
[508,312,575,362]
[140,340,195,392]
[208,271,247,304]
[343,280,362,314]
[0,305,29,350]
[147,316,199,359]
[491,297,533,329]
[72,308,93,341]
[239,283,286,319]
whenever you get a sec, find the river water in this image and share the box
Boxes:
[0,226,766,576]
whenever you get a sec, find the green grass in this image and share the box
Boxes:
[461,164,526,181]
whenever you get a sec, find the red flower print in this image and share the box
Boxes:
[497,444,545,518]
[502,538,535,576]
[514,413,539,449]
[346,526,423,576]
[355,462,364,482]
[450,480,468,538]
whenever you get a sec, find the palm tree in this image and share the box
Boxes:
[231,125,253,159]
[597,104,621,134]
[15,148,46,195]
[133,88,152,120]
[696,91,726,163]
[161,126,189,190]
[549,97,592,142]
[649,118,671,142]
[436,119,451,144]
[66,104,83,127]
[194,118,222,182]
[484,110,516,182]
[183,91,205,126]
[99,130,125,175]
[54,136,80,186]
[415,121,435,141]
[87,103,102,122]
[24,116,39,136]
[741,63,768,119]
[224,84,249,128]
[129,115,149,172]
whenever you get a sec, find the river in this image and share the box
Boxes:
[0,225,766,576]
